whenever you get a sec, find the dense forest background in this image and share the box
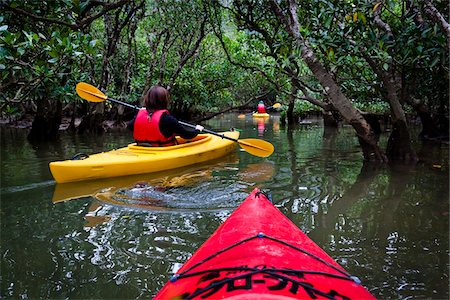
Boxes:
[1,0,448,162]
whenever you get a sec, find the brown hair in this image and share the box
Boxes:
[144,85,170,113]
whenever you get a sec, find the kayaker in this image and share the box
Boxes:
[257,100,266,113]
[128,85,204,146]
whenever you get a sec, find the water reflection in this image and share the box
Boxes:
[272,117,281,137]
[53,157,276,229]
[252,117,269,137]
[91,160,275,212]
[84,201,111,228]
[0,115,448,299]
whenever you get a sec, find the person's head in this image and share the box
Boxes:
[259,100,264,104]
[144,85,170,112]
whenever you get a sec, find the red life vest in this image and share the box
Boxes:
[133,109,176,146]
[257,103,266,113]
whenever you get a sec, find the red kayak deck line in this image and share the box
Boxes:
[154,188,375,299]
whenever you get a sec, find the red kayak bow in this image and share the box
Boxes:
[154,188,375,299]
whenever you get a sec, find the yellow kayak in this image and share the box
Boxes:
[49,131,239,183]
[51,155,239,203]
[252,112,270,118]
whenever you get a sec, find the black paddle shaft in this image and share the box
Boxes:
[177,121,238,142]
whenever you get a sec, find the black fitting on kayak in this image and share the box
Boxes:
[255,190,273,203]
[351,276,362,284]
[170,274,179,282]
[71,153,89,160]
[257,232,265,238]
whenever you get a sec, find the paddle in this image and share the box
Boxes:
[266,102,282,110]
[76,82,274,157]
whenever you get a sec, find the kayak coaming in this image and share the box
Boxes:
[49,131,239,183]
[154,188,375,299]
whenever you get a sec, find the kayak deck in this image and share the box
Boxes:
[252,112,270,118]
[49,131,239,183]
[154,188,375,299]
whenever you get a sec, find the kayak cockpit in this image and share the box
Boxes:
[127,134,211,152]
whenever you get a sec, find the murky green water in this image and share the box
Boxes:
[1,114,448,299]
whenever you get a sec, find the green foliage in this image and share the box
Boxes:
[1,7,98,115]
[294,100,319,115]
[298,0,448,117]
[354,101,391,114]
[1,0,447,127]
[169,34,268,114]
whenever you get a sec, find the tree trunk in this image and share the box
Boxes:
[423,0,450,53]
[77,103,105,134]
[67,102,77,133]
[362,113,382,135]
[374,62,417,161]
[323,112,336,127]
[386,120,417,161]
[300,41,385,161]
[78,6,135,134]
[286,78,297,125]
[414,102,439,139]
[114,105,126,128]
[363,51,417,161]
[27,98,62,142]
[269,0,386,161]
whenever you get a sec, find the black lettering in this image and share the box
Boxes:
[253,279,266,284]
[300,281,317,298]
[226,274,252,292]
[267,277,288,291]
[284,269,305,279]
[181,266,351,300]
[327,289,350,300]
[198,271,220,283]
[265,274,300,295]
[198,279,227,298]
[289,281,299,294]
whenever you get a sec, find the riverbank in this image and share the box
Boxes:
[0,115,122,132]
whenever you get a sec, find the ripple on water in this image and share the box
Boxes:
[95,180,252,211]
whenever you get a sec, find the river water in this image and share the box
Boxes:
[1,114,448,299]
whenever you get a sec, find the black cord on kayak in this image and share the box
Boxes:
[174,233,352,281]
[169,232,363,299]
[175,235,256,278]
[173,266,354,282]
[262,234,351,278]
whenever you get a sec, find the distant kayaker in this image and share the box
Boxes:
[128,85,204,146]
[257,100,267,114]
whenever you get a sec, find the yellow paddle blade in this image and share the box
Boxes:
[238,139,274,157]
[76,82,107,102]
[272,103,281,108]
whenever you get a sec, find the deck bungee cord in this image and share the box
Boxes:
[170,233,361,299]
